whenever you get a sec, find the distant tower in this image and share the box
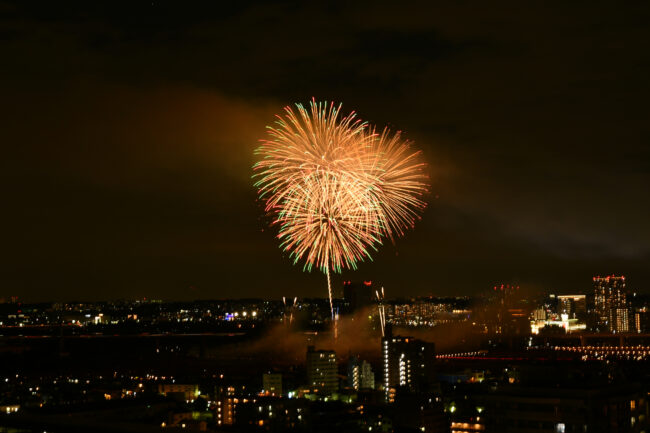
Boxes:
[382,334,435,403]
[306,346,338,395]
[594,275,629,333]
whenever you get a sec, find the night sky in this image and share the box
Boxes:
[2,1,649,301]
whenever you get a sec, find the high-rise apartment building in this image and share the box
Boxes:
[594,275,629,333]
[382,334,435,402]
[347,356,375,390]
[306,346,338,394]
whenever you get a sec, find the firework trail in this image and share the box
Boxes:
[376,287,386,337]
[282,296,298,325]
[253,99,428,325]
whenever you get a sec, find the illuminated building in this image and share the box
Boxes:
[635,307,648,333]
[389,297,470,327]
[557,295,586,320]
[530,294,590,335]
[262,373,282,396]
[450,421,485,432]
[347,356,375,390]
[479,384,647,432]
[343,280,375,313]
[594,275,629,333]
[157,384,199,401]
[530,313,587,334]
[532,307,546,321]
[217,395,235,425]
[214,386,247,426]
[1,405,20,414]
[382,333,435,403]
[359,360,375,390]
[306,346,338,395]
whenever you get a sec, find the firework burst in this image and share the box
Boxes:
[253,99,428,321]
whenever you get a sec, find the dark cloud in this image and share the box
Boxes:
[1,1,649,300]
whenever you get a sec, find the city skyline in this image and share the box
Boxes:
[2,2,649,301]
[3,270,650,432]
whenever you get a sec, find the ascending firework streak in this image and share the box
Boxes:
[376,287,386,337]
[282,296,298,325]
[253,99,428,326]
[334,307,339,340]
